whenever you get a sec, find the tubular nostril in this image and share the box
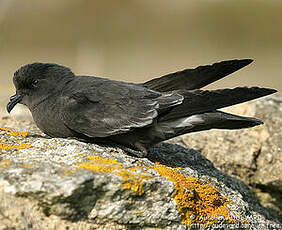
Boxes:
[10,95,17,101]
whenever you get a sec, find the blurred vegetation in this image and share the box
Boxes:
[0,0,281,105]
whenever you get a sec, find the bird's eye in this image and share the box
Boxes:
[32,80,39,87]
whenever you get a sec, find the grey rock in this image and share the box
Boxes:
[0,96,281,229]
[182,95,282,219]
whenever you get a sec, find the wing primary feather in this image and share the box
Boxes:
[159,87,277,121]
[143,59,253,91]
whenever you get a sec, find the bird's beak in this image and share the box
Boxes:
[7,93,23,113]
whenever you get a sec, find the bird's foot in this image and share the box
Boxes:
[114,144,148,158]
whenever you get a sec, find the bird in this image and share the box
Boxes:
[7,59,276,157]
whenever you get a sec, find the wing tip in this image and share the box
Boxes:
[252,87,277,97]
[220,58,254,67]
[231,86,277,99]
[239,58,254,64]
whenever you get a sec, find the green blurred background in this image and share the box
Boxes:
[0,0,281,116]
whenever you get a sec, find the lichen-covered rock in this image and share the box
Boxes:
[0,96,281,229]
[182,95,282,219]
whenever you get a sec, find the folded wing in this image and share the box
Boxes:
[143,59,253,91]
[159,87,277,121]
[62,81,183,137]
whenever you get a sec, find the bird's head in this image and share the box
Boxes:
[7,62,75,113]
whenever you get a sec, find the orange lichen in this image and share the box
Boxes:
[63,168,80,177]
[0,127,28,137]
[77,155,151,195]
[116,169,151,195]
[154,163,239,225]
[0,160,12,169]
[0,143,32,150]
[78,156,123,173]
[77,155,244,226]
[19,164,33,168]
[0,127,31,150]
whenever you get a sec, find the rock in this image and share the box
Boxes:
[182,95,282,219]
[0,96,281,229]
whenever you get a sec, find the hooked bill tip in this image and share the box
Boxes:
[6,94,22,113]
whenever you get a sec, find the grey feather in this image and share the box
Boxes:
[7,60,277,157]
[159,87,276,121]
[143,59,253,91]
[61,77,183,137]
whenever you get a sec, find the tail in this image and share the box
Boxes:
[143,59,253,92]
[149,111,263,145]
[146,86,276,146]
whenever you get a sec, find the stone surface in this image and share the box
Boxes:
[182,95,282,219]
[0,96,281,229]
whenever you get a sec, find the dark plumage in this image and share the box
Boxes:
[7,59,277,157]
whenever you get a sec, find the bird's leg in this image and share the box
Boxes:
[134,142,148,155]
[124,147,147,158]
[116,142,148,158]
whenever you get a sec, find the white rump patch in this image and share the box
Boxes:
[166,115,204,128]
[152,115,205,138]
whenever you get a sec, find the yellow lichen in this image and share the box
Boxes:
[0,160,12,169]
[0,127,28,137]
[116,169,151,195]
[0,143,32,150]
[0,127,31,150]
[19,164,33,168]
[77,155,151,195]
[77,155,244,226]
[78,156,122,173]
[154,163,239,225]
[63,168,80,177]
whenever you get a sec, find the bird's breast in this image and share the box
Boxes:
[30,98,73,138]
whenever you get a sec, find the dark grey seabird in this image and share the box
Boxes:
[7,59,277,157]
